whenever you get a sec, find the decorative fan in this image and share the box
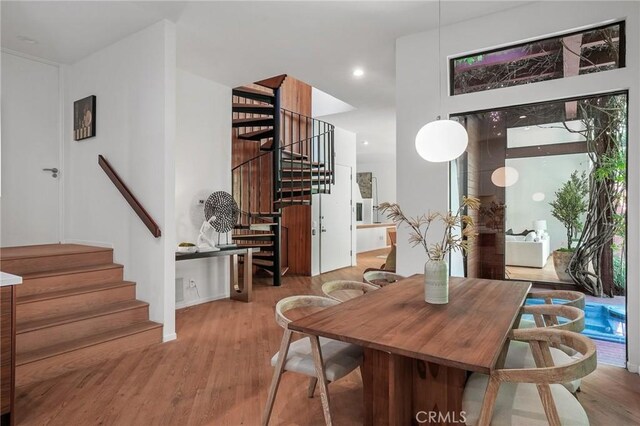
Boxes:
[197,191,239,250]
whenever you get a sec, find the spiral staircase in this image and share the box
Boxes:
[231,75,335,286]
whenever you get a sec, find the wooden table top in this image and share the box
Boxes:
[289,275,531,374]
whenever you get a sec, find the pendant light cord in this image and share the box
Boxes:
[438,0,442,119]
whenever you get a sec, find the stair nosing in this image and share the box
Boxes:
[17,300,149,334]
[17,321,162,366]
[17,281,135,305]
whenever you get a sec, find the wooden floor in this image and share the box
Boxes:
[15,248,640,425]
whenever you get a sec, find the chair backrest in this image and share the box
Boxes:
[478,328,596,426]
[362,270,406,287]
[520,304,585,332]
[322,280,379,302]
[275,295,339,329]
[526,290,585,310]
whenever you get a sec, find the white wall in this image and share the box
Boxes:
[357,159,397,207]
[63,21,177,341]
[311,126,357,275]
[175,69,231,307]
[396,1,640,372]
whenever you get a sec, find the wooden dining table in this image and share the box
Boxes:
[289,275,531,426]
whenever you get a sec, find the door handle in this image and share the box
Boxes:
[43,168,59,178]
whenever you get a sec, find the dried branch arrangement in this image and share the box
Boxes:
[379,197,480,261]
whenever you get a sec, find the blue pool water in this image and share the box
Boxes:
[524,299,626,344]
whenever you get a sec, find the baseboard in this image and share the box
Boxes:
[627,361,639,374]
[162,332,177,342]
[62,238,114,249]
[175,293,228,310]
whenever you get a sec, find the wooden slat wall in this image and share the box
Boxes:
[279,77,312,275]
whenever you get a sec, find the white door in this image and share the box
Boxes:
[320,164,352,273]
[1,52,61,246]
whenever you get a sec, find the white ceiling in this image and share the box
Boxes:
[1,1,532,162]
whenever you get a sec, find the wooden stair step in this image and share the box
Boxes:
[0,243,114,276]
[241,258,273,268]
[234,242,274,248]
[254,74,287,90]
[274,199,311,208]
[281,159,325,167]
[17,300,149,354]
[281,150,308,160]
[232,117,274,128]
[248,212,282,217]
[278,187,313,193]
[17,263,124,298]
[232,87,274,103]
[260,139,274,150]
[280,168,333,175]
[232,103,274,115]
[17,281,136,323]
[232,233,275,240]
[16,321,162,387]
[238,128,274,141]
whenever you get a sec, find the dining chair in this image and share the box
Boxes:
[321,280,379,302]
[502,304,585,394]
[462,328,597,426]
[362,270,406,287]
[519,290,585,329]
[262,295,363,426]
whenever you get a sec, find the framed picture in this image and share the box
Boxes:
[73,95,96,141]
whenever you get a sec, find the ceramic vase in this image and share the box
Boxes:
[424,259,449,304]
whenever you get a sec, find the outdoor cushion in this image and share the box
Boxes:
[462,372,589,425]
[271,336,362,382]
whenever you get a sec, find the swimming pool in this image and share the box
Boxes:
[524,299,626,344]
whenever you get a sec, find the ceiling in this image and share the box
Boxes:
[1,1,532,163]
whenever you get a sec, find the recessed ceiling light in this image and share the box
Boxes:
[362,140,369,145]
[17,35,38,44]
[352,68,364,77]
[519,115,527,119]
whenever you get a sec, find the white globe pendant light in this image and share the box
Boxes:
[415,119,468,162]
[414,0,468,163]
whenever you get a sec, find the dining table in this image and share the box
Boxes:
[289,275,531,426]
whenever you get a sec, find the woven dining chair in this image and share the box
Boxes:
[502,304,585,394]
[463,328,597,425]
[362,270,406,287]
[321,280,379,302]
[262,295,363,426]
[519,290,585,329]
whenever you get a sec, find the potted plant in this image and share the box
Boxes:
[549,171,588,282]
[379,196,480,304]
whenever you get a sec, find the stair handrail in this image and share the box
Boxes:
[98,155,162,238]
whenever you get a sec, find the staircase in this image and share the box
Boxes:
[0,243,162,387]
[231,75,335,285]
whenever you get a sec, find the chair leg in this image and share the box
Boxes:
[307,377,318,398]
[262,329,293,426]
[310,335,332,426]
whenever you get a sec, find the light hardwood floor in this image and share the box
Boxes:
[16,249,640,425]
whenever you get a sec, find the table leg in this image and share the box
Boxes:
[229,251,253,302]
[362,348,467,426]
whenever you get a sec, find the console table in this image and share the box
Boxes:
[175,247,259,302]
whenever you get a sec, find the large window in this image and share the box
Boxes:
[450,22,625,95]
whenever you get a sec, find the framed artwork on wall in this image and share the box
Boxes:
[73,95,96,141]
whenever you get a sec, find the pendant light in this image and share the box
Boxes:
[414,0,468,162]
